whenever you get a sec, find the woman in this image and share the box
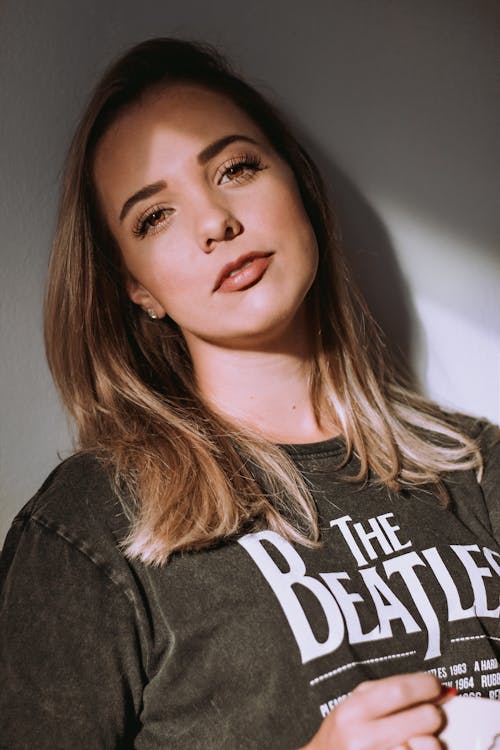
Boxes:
[1,37,499,749]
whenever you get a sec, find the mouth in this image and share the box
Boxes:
[212,252,274,293]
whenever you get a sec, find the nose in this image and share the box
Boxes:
[195,193,243,252]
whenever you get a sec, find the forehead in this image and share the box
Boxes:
[130,82,262,133]
[94,84,267,183]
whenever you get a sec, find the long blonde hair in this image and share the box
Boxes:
[45,38,481,564]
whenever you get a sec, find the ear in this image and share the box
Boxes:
[125,276,166,319]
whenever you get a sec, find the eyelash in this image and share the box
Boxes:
[132,153,266,239]
[217,152,265,184]
[132,205,170,239]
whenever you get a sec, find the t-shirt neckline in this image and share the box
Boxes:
[279,434,346,459]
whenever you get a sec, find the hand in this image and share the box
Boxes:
[300,672,446,750]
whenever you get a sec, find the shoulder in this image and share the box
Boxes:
[17,451,122,526]
[448,412,500,539]
[443,410,500,485]
[4,452,131,578]
[439,410,500,457]
[472,418,500,461]
[26,450,114,504]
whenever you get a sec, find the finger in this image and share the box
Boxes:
[348,673,442,721]
[436,685,458,705]
[407,737,443,749]
[392,739,443,750]
[372,702,445,747]
[331,698,445,750]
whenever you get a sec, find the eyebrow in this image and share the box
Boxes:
[119,134,259,223]
[119,181,167,223]
[197,134,258,164]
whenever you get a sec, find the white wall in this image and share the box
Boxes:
[1,0,499,543]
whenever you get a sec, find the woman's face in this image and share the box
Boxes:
[93,84,318,352]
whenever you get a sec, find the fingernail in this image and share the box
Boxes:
[440,685,458,697]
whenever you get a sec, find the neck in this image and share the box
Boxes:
[186,324,340,445]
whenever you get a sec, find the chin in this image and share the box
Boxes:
[212,307,309,350]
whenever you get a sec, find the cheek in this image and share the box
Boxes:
[150,267,197,314]
[266,176,314,240]
[119,250,188,323]
[276,188,318,268]
[121,242,183,291]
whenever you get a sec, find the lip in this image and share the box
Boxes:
[212,252,274,293]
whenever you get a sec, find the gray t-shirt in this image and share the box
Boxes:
[1,418,500,748]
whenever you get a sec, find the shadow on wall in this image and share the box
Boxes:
[303,134,422,389]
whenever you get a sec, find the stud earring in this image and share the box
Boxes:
[146,308,158,320]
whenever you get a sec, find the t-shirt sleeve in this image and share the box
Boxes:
[0,515,145,749]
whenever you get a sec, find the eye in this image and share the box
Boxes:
[218,153,266,185]
[133,206,171,239]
